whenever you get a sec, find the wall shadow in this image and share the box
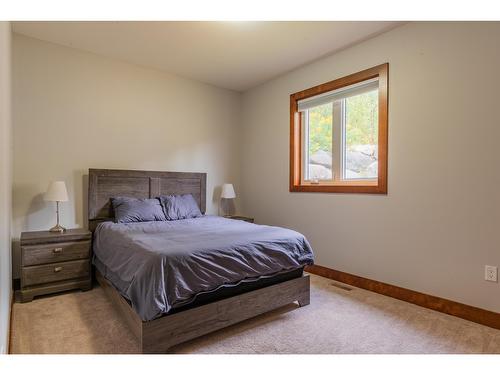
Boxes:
[11,191,45,280]
[211,185,221,215]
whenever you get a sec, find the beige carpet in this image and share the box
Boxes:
[10,274,500,354]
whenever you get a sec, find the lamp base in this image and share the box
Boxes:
[49,224,66,233]
[219,198,235,217]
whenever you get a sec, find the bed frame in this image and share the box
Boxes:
[88,168,310,353]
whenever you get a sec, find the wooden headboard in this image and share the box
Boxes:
[88,168,207,231]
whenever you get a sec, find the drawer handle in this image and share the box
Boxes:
[54,267,63,272]
[53,247,63,254]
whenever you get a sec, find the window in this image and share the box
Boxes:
[290,63,388,193]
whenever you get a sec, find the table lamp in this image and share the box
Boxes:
[44,181,69,233]
[220,183,236,216]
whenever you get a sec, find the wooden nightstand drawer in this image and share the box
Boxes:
[22,241,91,266]
[22,259,90,287]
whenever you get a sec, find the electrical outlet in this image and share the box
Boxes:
[485,265,498,282]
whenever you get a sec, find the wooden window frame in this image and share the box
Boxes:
[289,63,388,194]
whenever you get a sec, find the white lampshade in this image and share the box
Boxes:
[221,183,236,199]
[44,181,69,202]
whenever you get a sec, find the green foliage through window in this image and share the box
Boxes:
[308,103,332,155]
[346,90,378,149]
[307,90,378,154]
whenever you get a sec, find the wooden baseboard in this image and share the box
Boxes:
[305,264,500,330]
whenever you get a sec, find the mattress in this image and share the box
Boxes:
[93,215,314,321]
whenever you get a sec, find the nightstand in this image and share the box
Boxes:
[19,228,92,302]
[224,215,254,223]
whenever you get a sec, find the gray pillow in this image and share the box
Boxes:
[158,194,202,220]
[111,197,167,223]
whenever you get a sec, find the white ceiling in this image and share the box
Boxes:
[13,21,401,92]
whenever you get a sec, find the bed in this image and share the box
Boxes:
[88,168,313,353]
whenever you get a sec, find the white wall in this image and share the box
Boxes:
[12,34,241,276]
[240,22,500,312]
[0,21,12,354]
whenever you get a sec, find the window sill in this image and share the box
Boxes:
[290,181,386,194]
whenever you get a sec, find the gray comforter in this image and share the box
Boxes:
[93,215,314,321]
